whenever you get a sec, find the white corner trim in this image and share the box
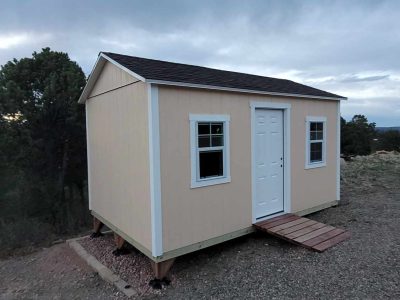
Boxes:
[148,79,346,101]
[305,116,327,170]
[85,102,92,210]
[336,103,341,201]
[147,84,162,257]
[250,102,291,224]
[189,114,231,189]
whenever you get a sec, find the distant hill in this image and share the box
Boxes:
[376,126,400,132]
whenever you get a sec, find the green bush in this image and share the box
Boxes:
[0,218,55,255]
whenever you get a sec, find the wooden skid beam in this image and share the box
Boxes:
[150,258,175,279]
[93,216,104,233]
[113,233,125,249]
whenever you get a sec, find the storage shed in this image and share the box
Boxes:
[78,52,346,278]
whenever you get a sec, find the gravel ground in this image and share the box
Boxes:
[77,152,400,299]
[0,243,125,300]
[1,152,399,299]
[79,235,173,297]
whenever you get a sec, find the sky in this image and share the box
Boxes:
[1,0,399,126]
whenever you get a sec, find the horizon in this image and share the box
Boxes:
[1,0,400,126]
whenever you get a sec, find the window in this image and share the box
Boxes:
[190,115,230,188]
[305,116,326,169]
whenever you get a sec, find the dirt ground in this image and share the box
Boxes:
[0,243,125,300]
[0,152,399,299]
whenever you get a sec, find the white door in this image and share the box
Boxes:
[254,109,284,219]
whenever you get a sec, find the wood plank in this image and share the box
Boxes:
[255,214,298,229]
[268,218,310,233]
[254,213,295,227]
[253,213,349,252]
[312,232,351,252]
[293,226,335,243]
[284,222,326,239]
[277,220,318,235]
[302,228,345,247]
[258,215,300,230]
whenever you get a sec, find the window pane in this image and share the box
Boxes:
[316,131,323,140]
[310,131,317,140]
[211,123,223,134]
[310,122,323,132]
[198,136,210,148]
[310,122,317,131]
[199,150,223,178]
[310,142,323,162]
[310,130,323,140]
[211,135,223,146]
[198,123,210,134]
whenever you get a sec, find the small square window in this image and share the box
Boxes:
[306,117,326,169]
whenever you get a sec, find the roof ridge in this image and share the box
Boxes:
[102,51,287,82]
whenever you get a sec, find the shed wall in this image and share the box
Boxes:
[86,62,152,251]
[89,61,138,97]
[158,86,338,252]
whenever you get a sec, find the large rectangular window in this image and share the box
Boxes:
[306,116,326,169]
[190,115,230,188]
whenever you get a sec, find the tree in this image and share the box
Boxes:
[376,130,400,152]
[341,115,376,156]
[0,48,88,240]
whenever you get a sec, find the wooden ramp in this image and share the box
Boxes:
[254,214,350,252]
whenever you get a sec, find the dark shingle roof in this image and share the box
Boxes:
[102,52,345,99]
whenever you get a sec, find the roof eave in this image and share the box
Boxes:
[78,52,346,103]
[146,79,347,101]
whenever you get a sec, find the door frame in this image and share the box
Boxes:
[250,101,292,223]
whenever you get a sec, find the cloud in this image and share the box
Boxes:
[0,33,29,49]
[339,75,390,83]
[0,0,400,126]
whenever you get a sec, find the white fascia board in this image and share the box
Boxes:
[78,55,106,104]
[147,79,347,101]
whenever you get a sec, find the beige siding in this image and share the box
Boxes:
[89,61,138,97]
[158,86,338,252]
[86,78,152,251]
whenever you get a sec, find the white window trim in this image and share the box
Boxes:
[305,116,327,169]
[189,114,231,188]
